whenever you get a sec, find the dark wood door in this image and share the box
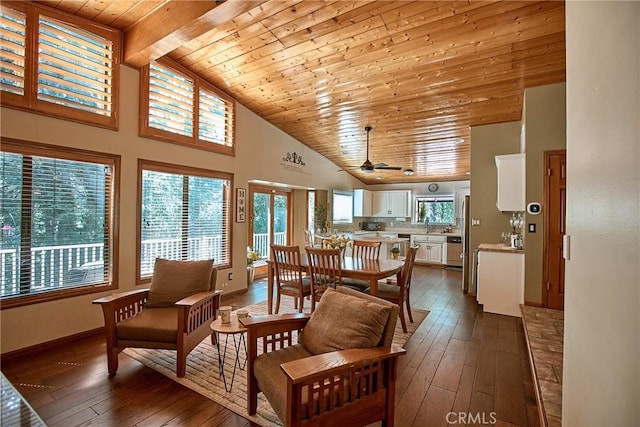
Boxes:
[544,150,566,310]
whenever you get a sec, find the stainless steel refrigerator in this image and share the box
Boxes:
[461,195,471,292]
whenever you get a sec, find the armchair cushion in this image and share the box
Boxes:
[254,344,313,421]
[298,288,392,355]
[147,258,214,307]
[116,307,178,343]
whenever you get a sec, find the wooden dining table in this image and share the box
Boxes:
[265,256,404,314]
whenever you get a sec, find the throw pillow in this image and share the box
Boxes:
[298,287,392,355]
[147,258,214,308]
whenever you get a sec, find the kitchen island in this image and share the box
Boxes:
[315,232,410,259]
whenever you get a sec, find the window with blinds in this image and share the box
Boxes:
[141,59,235,156]
[0,4,120,129]
[0,6,26,96]
[0,139,119,308]
[138,161,232,281]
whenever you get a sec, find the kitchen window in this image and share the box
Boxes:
[137,160,232,283]
[415,195,455,224]
[140,59,235,156]
[0,3,120,129]
[332,190,353,225]
[0,138,119,308]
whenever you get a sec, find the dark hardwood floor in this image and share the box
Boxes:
[1,266,539,427]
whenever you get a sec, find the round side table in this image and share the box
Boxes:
[210,315,247,392]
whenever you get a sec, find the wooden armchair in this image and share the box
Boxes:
[93,258,221,378]
[241,286,406,427]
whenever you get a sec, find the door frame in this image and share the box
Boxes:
[248,184,293,276]
[542,149,566,308]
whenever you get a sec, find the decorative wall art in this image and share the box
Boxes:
[236,188,246,223]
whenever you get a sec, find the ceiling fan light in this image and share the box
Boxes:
[404,169,414,176]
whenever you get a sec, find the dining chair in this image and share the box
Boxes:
[367,246,418,333]
[305,247,343,308]
[270,244,312,314]
[352,239,382,259]
[342,239,382,291]
[303,229,316,247]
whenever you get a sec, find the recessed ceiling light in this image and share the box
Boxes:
[404,169,414,176]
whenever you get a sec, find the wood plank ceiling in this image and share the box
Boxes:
[37,0,566,184]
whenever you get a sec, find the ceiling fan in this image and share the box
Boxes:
[349,126,403,173]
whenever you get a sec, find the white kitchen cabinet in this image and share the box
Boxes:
[372,190,411,217]
[353,189,372,217]
[476,247,525,317]
[455,187,470,219]
[411,234,445,264]
[495,153,525,211]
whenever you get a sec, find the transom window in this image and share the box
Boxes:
[141,59,235,156]
[138,160,232,282]
[0,138,119,308]
[415,195,455,225]
[0,3,120,129]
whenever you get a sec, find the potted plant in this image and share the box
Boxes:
[247,246,261,284]
[391,246,400,259]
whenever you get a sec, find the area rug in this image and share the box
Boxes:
[124,299,428,426]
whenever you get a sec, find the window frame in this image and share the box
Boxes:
[136,159,233,285]
[414,194,456,225]
[0,2,121,129]
[0,137,120,309]
[140,58,236,156]
[332,190,354,225]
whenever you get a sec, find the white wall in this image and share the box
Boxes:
[564,2,639,425]
[0,65,361,353]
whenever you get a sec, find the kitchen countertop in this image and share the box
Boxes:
[317,233,410,244]
[478,243,525,254]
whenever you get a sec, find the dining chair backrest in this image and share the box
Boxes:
[303,229,314,247]
[305,247,343,303]
[352,239,382,259]
[271,244,305,286]
[400,245,419,295]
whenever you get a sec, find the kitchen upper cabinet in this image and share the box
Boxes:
[495,153,525,211]
[372,190,411,217]
[353,189,372,217]
[455,187,470,219]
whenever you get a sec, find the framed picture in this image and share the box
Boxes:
[236,188,246,223]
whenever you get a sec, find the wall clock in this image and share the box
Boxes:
[428,183,439,192]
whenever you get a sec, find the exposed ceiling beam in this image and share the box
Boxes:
[124,0,269,68]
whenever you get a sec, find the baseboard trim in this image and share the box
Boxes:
[524,300,545,308]
[1,327,103,363]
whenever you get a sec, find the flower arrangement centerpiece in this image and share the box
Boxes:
[247,246,261,266]
[323,234,352,251]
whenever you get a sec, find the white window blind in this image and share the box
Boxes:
[148,62,194,137]
[0,6,26,96]
[199,87,234,147]
[0,145,115,300]
[139,165,231,279]
[37,15,114,116]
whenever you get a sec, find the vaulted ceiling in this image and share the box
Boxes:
[37,0,566,184]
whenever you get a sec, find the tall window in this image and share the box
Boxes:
[415,195,455,224]
[0,3,120,129]
[140,59,235,155]
[0,138,119,308]
[138,160,232,281]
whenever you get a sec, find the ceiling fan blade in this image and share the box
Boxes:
[373,164,403,170]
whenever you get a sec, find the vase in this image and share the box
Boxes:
[247,265,255,285]
[392,252,399,260]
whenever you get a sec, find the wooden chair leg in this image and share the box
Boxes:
[406,298,414,323]
[107,346,119,376]
[176,348,187,378]
[275,292,281,314]
[398,305,408,333]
